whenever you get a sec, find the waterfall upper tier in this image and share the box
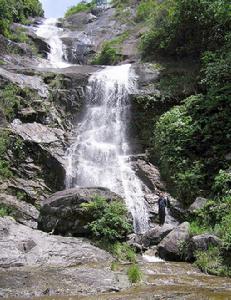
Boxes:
[36,18,70,68]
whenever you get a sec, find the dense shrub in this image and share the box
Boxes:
[81,195,132,243]
[194,246,224,276]
[136,0,157,22]
[154,105,204,203]
[140,0,231,59]
[0,0,43,36]
[92,42,120,65]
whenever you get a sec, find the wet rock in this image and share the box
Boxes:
[158,222,190,261]
[141,224,175,247]
[38,187,123,236]
[134,159,165,191]
[27,30,50,58]
[0,194,39,228]
[188,197,208,213]
[0,216,112,268]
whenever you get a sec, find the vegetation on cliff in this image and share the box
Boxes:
[65,0,96,18]
[0,0,43,37]
[131,0,231,275]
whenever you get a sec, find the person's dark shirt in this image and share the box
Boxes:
[158,196,167,209]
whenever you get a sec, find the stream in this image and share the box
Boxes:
[4,259,231,300]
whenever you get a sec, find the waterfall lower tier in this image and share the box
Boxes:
[66,64,149,233]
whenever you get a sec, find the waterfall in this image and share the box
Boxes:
[36,18,70,68]
[66,64,149,233]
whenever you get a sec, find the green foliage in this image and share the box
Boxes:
[136,0,157,22]
[81,195,132,243]
[112,242,136,263]
[189,221,211,236]
[92,42,122,65]
[65,0,96,18]
[137,0,231,274]
[192,196,231,250]
[218,212,231,250]
[153,51,231,203]
[194,246,229,276]
[154,105,205,203]
[127,264,142,283]
[140,0,230,59]
[0,84,21,120]
[111,261,119,271]
[0,204,12,217]
[0,84,38,121]
[213,170,231,196]
[0,0,43,37]
[0,130,12,179]
[8,27,29,43]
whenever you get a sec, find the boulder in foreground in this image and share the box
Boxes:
[38,187,123,236]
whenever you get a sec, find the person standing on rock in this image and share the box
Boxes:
[158,192,168,226]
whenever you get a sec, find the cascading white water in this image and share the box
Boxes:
[36,18,70,68]
[66,64,149,233]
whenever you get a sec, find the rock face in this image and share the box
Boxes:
[158,222,190,261]
[11,121,67,191]
[0,67,48,98]
[0,194,39,228]
[0,217,129,298]
[133,159,166,191]
[38,187,123,236]
[0,217,111,268]
[61,5,142,64]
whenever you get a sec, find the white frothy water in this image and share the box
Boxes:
[36,18,70,68]
[143,255,164,263]
[66,65,149,233]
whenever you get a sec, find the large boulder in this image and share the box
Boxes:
[38,187,123,236]
[158,222,190,261]
[0,194,39,228]
[188,197,208,214]
[187,234,222,261]
[141,224,175,248]
[0,217,129,298]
